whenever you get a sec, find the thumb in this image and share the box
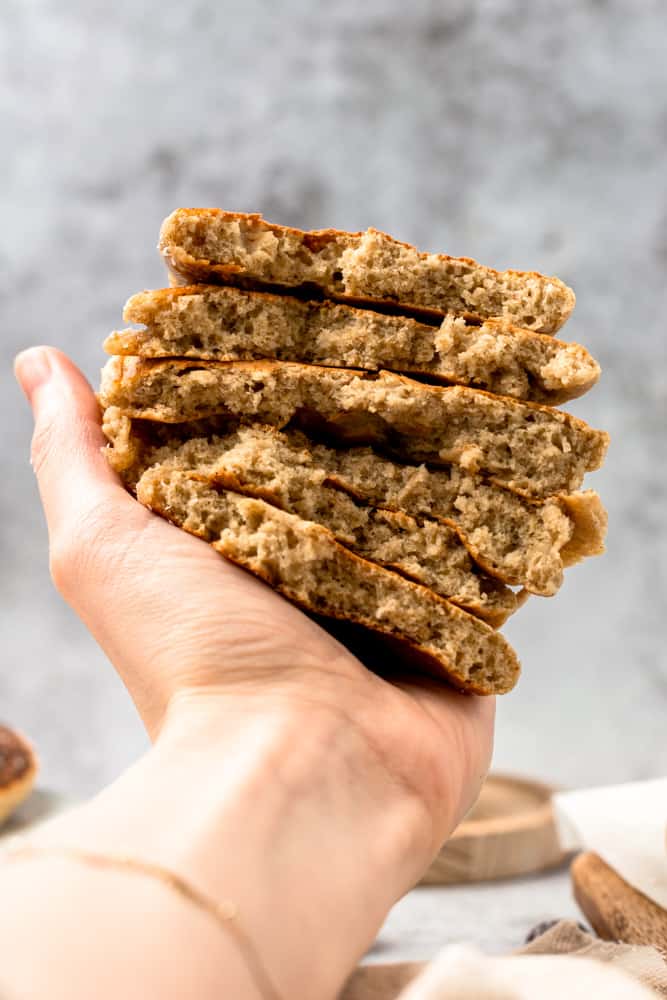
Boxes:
[14,346,132,538]
[14,346,172,731]
[14,346,153,617]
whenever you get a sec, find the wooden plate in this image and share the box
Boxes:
[420,772,567,885]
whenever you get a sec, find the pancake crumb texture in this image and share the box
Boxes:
[102,417,606,598]
[127,425,521,626]
[105,285,599,405]
[99,358,608,499]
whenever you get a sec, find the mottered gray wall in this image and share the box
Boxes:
[2,0,666,796]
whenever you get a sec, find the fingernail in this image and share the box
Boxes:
[14,348,53,401]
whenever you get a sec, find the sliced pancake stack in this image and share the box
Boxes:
[99,210,609,696]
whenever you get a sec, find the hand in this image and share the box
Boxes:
[13,346,495,999]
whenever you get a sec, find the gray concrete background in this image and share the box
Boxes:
[2,0,667,801]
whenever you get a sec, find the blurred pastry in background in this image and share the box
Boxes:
[0,725,38,826]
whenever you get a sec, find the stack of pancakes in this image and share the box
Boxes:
[99,210,609,696]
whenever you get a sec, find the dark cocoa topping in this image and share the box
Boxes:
[0,726,32,787]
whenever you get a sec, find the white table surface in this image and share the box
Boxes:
[369,867,578,964]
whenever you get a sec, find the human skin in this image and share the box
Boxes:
[0,347,494,1000]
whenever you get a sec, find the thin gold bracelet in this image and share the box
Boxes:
[4,845,283,1000]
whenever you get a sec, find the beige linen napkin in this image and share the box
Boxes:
[340,920,667,999]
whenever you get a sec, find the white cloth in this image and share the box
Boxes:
[341,920,667,999]
[553,779,667,909]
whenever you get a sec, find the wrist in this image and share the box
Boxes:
[154,688,430,996]
[68,687,429,998]
[159,684,434,879]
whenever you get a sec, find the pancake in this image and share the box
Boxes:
[136,467,521,695]
[106,284,599,405]
[99,358,608,499]
[159,209,575,334]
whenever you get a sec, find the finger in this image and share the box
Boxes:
[14,346,137,537]
[14,345,158,599]
[14,345,153,653]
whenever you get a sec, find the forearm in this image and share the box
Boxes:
[0,853,260,1000]
[0,694,432,1000]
